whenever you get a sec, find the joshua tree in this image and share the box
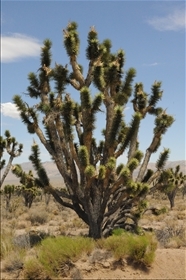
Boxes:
[151,165,186,209]
[2,184,15,212]
[11,165,40,208]
[13,22,174,238]
[0,130,23,188]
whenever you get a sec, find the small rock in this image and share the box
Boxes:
[84,265,92,272]
[102,261,110,268]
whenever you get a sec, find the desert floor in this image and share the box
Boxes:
[1,191,186,279]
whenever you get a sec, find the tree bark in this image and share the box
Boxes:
[88,219,102,239]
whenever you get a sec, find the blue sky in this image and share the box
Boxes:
[1,1,185,165]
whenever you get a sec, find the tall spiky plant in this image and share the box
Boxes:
[11,164,40,208]
[151,165,186,209]
[0,130,23,188]
[13,22,174,238]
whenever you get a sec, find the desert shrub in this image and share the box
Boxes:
[27,209,48,225]
[102,231,157,267]
[3,251,24,272]
[36,236,95,277]
[16,221,28,229]
[155,221,186,247]
[72,217,87,229]
[24,258,49,280]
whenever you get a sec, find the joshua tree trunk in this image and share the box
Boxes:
[88,219,102,239]
[167,190,177,209]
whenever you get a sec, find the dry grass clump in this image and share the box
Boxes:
[23,258,49,280]
[155,220,186,248]
[0,230,14,260]
[72,217,87,229]
[16,221,28,229]
[3,251,24,272]
[27,209,48,225]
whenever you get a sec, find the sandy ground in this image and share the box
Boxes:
[1,248,185,279]
[81,248,186,280]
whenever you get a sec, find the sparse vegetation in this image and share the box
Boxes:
[27,209,48,225]
[0,189,185,279]
[3,251,24,272]
[155,220,186,248]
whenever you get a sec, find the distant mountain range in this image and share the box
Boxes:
[1,160,185,188]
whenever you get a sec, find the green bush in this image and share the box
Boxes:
[102,231,157,267]
[36,236,95,277]
[112,228,125,236]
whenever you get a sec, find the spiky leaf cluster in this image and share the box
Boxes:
[86,27,100,60]
[119,112,142,152]
[85,165,95,178]
[29,142,49,186]
[80,87,92,109]
[93,65,106,91]
[52,64,68,93]
[154,112,174,134]
[27,72,40,98]
[119,167,131,180]
[127,158,139,173]
[62,100,75,139]
[133,150,144,163]
[40,39,52,67]
[106,157,116,170]
[142,169,154,183]
[78,146,89,168]
[156,148,170,170]
[63,22,80,57]
[98,165,106,180]
[149,81,163,107]
[115,68,136,105]
[108,106,123,145]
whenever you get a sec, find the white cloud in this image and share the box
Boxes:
[143,62,159,67]
[1,103,20,119]
[1,33,41,62]
[147,8,186,31]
